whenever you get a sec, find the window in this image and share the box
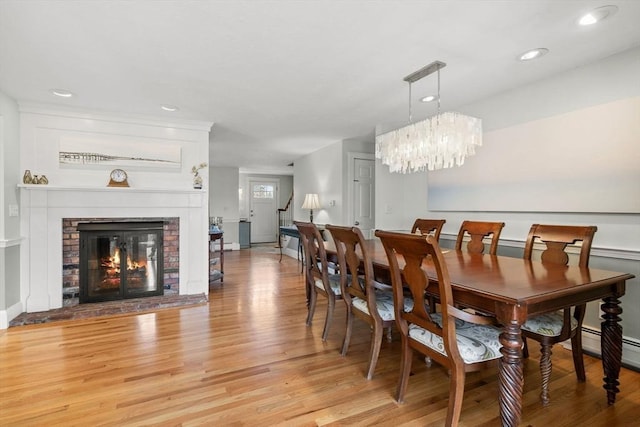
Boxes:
[252,184,274,199]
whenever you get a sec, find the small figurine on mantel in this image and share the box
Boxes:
[22,170,49,185]
[191,162,207,189]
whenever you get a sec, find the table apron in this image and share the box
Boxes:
[432,281,626,320]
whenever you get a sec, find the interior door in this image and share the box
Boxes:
[249,180,278,243]
[352,158,375,237]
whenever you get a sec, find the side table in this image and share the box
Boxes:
[209,230,224,283]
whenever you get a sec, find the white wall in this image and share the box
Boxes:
[293,137,375,228]
[294,141,344,225]
[0,90,22,328]
[375,47,640,367]
[19,104,211,190]
[210,166,240,247]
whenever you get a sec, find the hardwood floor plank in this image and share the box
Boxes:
[1,248,638,426]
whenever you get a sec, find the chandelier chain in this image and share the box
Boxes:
[408,82,413,124]
[437,67,441,116]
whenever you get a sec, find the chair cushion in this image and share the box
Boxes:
[314,274,342,296]
[522,311,578,337]
[316,261,339,275]
[408,313,502,364]
[352,290,414,321]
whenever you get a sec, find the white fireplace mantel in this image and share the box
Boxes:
[19,185,209,313]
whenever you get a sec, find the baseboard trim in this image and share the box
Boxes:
[210,242,240,251]
[0,301,24,329]
[562,326,640,371]
[283,247,300,260]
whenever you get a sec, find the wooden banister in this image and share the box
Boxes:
[278,192,294,248]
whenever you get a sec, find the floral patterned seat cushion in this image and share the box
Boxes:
[316,261,339,275]
[522,311,578,337]
[314,274,342,295]
[408,313,502,364]
[351,289,415,321]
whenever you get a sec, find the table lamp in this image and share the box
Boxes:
[301,193,321,223]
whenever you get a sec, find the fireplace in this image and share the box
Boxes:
[78,221,164,303]
[18,185,209,314]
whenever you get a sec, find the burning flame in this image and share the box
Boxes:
[103,249,147,276]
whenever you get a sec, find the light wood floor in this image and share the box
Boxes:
[1,249,639,426]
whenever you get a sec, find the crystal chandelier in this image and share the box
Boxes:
[375,61,482,173]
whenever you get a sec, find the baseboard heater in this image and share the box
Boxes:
[564,326,640,372]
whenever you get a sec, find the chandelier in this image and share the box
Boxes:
[375,61,482,173]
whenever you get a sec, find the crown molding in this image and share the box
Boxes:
[18,102,214,132]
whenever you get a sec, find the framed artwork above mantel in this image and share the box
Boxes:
[58,135,182,171]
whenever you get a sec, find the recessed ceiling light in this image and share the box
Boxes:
[578,5,618,26]
[420,95,436,103]
[518,48,549,61]
[50,89,74,98]
[161,105,179,112]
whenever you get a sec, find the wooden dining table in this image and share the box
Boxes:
[323,236,635,427]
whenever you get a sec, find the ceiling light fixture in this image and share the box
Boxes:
[50,89,74,98]
[518,48,549,62]
[375,61,482,173]
[518,48,549,61]
[578,5,618,26]
[161,105,179,112]
[421,95,435,102]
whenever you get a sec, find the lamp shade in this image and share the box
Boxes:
[301,193,321,210]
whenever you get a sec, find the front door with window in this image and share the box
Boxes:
[250,180,278,243]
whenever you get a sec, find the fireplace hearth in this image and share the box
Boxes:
[78,221,164,303]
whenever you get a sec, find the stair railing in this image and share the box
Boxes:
[277,192,294,248]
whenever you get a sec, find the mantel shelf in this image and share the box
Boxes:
[17,184,205,193]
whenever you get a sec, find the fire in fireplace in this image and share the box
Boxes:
[78,221,164,303]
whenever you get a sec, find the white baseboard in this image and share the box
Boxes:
[210,242,240,251]
[283,247,301,260]
[562,326,640,370]
[0,301,24,329]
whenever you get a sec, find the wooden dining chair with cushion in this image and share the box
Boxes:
[326,224,414,380]
[455,220,505,255]
[411,219,447,311]
[375,230,502,425]
[521,224,597,405]
[411,218,446,240]
[294,221,342,341]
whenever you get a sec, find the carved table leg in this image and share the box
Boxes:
[499,321,524,427]
[539,344,552,405]
[601,296,623,405]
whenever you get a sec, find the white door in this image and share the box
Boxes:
[249,180,278,243]
[352,158,375,236]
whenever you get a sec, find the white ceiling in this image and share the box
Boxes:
[2,1,639,175]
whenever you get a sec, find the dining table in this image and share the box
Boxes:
[323,236,635,427]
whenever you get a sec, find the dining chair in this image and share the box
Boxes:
[411,219,447,311]
[410,218,446,240]
[455,220,505,255]
[521,224,598,405]
[294,221,342,341]
[326,224,413,380]
[375,230,502,426]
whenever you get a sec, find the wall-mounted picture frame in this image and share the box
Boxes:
[59,135,182,170]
